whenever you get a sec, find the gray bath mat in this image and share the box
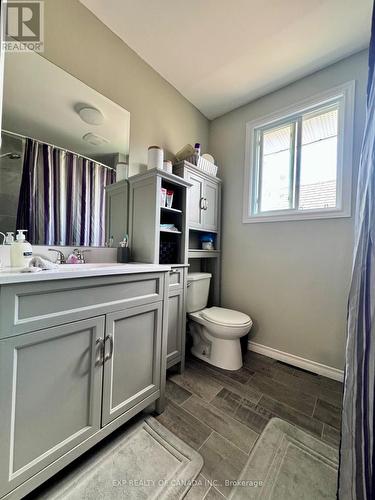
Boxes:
[229,417,339,500]
[38,417,203,500]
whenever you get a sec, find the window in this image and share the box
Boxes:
[243,81,355,223]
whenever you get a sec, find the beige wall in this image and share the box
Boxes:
[41,0,209,174]
[209,50,368,370]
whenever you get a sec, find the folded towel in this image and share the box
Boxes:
[20,256,59,273]
[31,256,60,269]
[20,266,43,273]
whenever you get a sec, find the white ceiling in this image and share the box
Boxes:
[81,0,372,119]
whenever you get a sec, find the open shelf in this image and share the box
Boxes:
[161,179,184,213]
[160,229,182,234]
[129,169,191,266]
[188,229,219,255]
[160,206,182,214]
[188,249,220,259]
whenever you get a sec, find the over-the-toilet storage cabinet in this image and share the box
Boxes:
[174,161,222,307]
[0,272,167,499]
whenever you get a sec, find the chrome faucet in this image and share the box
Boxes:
[73,248,90,264]
[48,249,66,264]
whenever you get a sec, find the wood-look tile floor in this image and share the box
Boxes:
[157,351,343,500]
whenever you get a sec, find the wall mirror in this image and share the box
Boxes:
[0,51,130,247]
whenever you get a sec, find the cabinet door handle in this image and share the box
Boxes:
[104,334,114,362]
[200,197,205,210]
[169,269,180,275]
[204,198,208,210]
[95,337,104,366]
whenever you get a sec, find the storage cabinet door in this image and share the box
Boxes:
[102,302,162,426]
[166,288,183,368]
[186,171,205,228]
[203,178,219,231]
[0,317,104,498]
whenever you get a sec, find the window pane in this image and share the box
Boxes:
[259,123,293,212]
[299,107,338,210]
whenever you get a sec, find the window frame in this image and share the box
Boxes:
[243,81,355,223]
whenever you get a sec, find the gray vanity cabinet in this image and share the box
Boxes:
[0,271,168,499]
[128,170,191,374]
[166,267,187,371]
[102,302,162,425]
[166,287,184,368]
[0,317,105,497]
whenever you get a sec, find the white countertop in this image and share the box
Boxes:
[0,262,171,284]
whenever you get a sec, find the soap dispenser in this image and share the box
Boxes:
[5,232,14,245]
[10,230,33,267]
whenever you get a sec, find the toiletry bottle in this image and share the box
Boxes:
[194,143,201,156]
[166,190,174,209]
[5,232,14,245]
[10,230,33,267]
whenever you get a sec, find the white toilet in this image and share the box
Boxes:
[187,272,253,371]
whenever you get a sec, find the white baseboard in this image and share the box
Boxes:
[247,340,344,382]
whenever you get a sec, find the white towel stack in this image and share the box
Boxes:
[20,256,59,273]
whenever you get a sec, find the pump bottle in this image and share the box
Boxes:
[10,230,33,267]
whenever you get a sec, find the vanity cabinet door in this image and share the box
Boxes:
[166,287,184,368]
[186,170,205,229]
[203,178,219,231]
[0,317,104,498]
[102,302,162,426]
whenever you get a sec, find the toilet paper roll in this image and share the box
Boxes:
[148,146,163,170]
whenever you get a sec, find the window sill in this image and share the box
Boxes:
[242,207,351,224]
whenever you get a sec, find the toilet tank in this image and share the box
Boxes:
[186,273,212,313]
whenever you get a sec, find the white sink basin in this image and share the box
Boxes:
[0,267,23,273]
[58,263,125,270]
[0,263,128,274]
[0,262,170,284]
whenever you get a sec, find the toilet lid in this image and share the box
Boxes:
[201,307,252,327]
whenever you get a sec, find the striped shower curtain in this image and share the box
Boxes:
[339,5,375,499]
[17,138,114,246]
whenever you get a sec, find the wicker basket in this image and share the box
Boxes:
[185,154,218,177]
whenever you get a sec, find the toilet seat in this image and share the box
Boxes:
[201,307,252,327]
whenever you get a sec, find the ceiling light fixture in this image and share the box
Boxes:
[82,132,109,146]
[78,106,104,125]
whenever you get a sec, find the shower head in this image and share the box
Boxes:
[0,152,21,160]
